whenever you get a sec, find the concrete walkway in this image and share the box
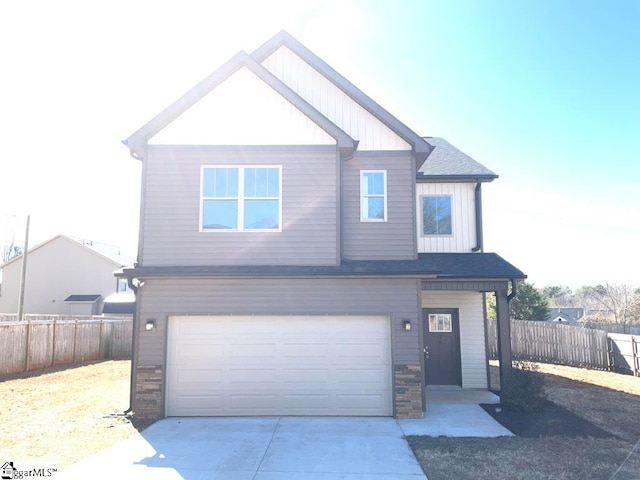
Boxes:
[61,393,511,479]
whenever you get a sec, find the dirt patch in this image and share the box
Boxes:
[0,360,142,468]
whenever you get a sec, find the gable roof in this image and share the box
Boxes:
[418,137,497,181]
[0,234,134,269]
[124,50,357,159]
[252,31,433,166]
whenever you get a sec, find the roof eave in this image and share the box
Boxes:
[123,48,357,159]
[416,174,498,183]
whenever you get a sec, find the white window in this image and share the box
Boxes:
[117,278,128,293]
[201,166,281,231]
[422,195,452,235]
[360,170,387,222]
[428,313,452,332]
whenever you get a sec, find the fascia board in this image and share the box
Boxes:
[252,31,433,166]
[123,50,356,158]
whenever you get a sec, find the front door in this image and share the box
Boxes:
[423,309,462,386]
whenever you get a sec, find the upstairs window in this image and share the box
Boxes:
[422,195,452,235]
[360,170,387,222]
[201,166,281,231]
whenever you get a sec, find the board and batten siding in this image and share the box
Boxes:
[416,183,477,253]
[149,67,335,146]
[140,147,339,266]
[136,277,420,366]
[262,46,411,151]
[342,155,416,260]
[421,290,487,388]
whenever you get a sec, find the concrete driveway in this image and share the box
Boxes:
[62,417,427,479]
[62,407,511,479]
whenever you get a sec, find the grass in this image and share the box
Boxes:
[408,362,640,480]
[0,360,138,468]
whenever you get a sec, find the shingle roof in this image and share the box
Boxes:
[118,253,525,280]
[418,137,497,180]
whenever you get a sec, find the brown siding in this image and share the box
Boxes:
[136,277,420,367]
[140,146,339,266]
[342,155,416,260]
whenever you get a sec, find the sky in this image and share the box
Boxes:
[1,0,638,290]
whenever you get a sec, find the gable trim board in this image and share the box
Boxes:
[124,51,357,159]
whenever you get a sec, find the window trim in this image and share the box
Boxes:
[420,194,453,237]
[360,170,388,222]
[199,165,282,233]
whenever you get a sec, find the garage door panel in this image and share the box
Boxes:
[166,315,392,416]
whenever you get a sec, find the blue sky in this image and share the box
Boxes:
[1,0,638,289]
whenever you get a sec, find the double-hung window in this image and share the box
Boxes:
[201,166,281,231]
[422,195,452,235]
[360,170,387,222]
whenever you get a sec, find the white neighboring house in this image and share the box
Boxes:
[0,234,134,315]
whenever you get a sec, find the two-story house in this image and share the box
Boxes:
[120,31,525,420]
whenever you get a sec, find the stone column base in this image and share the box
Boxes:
[134,365,163,420]
[394,364,424,418]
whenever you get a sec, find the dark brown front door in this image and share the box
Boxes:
[423,308,461,386]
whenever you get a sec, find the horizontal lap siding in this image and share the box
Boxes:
[137,278,420,366]
[141,148,338,266]
[422,291,487,388]
[343,156,416,260]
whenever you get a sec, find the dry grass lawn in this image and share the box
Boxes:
[0,360,137,468]
[410,362,640,480]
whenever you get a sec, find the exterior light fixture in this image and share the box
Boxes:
[403,320,412,331]
[145,319,155,331]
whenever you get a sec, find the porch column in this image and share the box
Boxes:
[495,288,512,382]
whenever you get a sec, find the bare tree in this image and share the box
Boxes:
[1,238,22,263]
[578,283,640,324]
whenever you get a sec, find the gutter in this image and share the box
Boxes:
[472,180,483,252]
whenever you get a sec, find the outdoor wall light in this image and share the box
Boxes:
[403,320,412,331]
[145,319,156,331]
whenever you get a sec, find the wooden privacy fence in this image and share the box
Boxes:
[487,318,611,370]
[0,316,132,375]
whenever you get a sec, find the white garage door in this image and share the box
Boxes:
[166,315,392,416]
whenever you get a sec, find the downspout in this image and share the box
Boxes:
[472,180,483,252]
[124,277,139,415]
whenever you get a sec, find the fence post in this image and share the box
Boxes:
[633,336,639,377]
[72,319,78,363]
[50,318,57,367]
[23,320,31,371]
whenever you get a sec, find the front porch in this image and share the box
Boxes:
[399,386,511,437]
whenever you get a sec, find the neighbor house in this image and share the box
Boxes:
[547,307,585,324]
[119,31,525,420]
[0,234,133,315]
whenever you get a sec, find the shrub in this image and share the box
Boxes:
[500,361,546,412]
